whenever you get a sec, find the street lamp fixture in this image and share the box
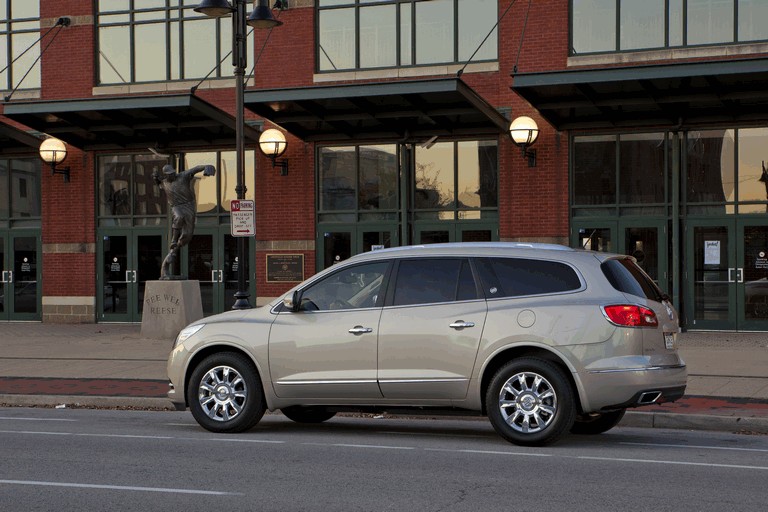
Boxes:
[195,0,284,309]
[509,115,539,168]
[39,137,70,182]
[258,128,288,175]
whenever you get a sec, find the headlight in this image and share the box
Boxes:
[175,324,205,347]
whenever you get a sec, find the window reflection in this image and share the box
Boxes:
[737,128,768,207]
[686,130,734,204]
[3,4,41,91]
[415,142,454,210]
[358,146,398,210]
[572,0,615,54]
[687,0,733,45]
[320,147,357,211]
[619,133,665,204]
[573,136,616,205]
[317,0,498,72]
[10,159,41,218]
[186,152,218,214]
[620,0,664,50]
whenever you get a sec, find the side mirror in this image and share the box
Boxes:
[283,290,301,312]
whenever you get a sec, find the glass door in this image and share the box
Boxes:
[185,229,253,315]
[686,220,736,330]
[0,232,41,321]
[99,230,165,322]
[414,222,496,245]
[738,219,768,330]
[317,225,398,271]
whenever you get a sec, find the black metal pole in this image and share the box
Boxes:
[232,0,251,309]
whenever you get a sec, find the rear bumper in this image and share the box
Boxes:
[577,363,688,413]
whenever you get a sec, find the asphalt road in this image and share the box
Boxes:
[1,408,767,512]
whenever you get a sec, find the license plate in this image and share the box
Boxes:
[664,332,675,349]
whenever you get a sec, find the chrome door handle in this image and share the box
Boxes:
[125,270,132,283]
[728,268,736,283]
[348,326,373,335]
[219,270,224,283]
[737,268,744,283]
[211,270,218,283]
[1,270,7,283]
[2,270,11,283]
[449,320,475,329]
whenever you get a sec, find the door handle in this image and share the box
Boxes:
[348,326,373,335]
[737,268,744,283]
[219,270,224,283]
[1,270,7,283]
[132,270,138,283]
[728,268,736,283]
[449,320,475,329]
[125,270,132,283]
[211,270,218,283]
[2,270,11,283]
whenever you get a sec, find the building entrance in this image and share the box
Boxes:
[686,218,768,331]
[0,232,41,321]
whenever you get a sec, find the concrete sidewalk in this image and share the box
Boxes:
[0,323,767,434]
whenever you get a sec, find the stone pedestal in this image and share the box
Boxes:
[140,280,204,340]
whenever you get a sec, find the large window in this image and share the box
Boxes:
[415,140,498,220]
[0,157,41,221]
[97,0,254,85]
[573,134,666,210]
[318,0,498,72]
[571,0,768,55]
[0,1,40,91]
[97,150,256,225]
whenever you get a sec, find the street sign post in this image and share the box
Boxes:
[230,199,255,237]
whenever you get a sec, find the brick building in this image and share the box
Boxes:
[1,0,767,331]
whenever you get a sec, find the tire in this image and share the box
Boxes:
[486,357,576,446]
[570,409,626,435]
[281,406,337,424]
[187,352,266,433]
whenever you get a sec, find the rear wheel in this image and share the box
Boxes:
[187,352,265,433]
[570,409,626,435]
[486,357,575,446]
[281,406,337,424]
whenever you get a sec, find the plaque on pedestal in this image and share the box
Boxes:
[141,280,204,340]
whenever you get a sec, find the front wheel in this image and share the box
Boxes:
[486,357,575,446]
[570,409,626,435]
[281,406,337,424]
[187,352,266,433]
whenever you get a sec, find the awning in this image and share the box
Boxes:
[0,120,43,155]
[2,94,261,151]
[511,58,768,131]
[244,78,509,142]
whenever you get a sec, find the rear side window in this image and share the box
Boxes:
[601,258,664,302]
[393,258,477,306]
[475,257,582,298]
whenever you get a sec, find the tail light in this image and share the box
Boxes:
[602,305,658,327]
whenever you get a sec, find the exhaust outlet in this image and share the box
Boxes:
[638,391,662,405]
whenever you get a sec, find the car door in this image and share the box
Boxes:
[269,261,390,399]
[377,258,487,400]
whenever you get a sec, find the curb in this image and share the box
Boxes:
[2,395,767,435]
[622,411,768,434]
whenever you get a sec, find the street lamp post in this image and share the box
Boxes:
[194,0,282,310]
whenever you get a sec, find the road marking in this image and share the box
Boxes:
[0,479,242,496]
[0,417,77,422]
[380,431,487,439]
[302,442,414,450]
[577,456,768,471]
[0,430,172,440]
[621,442,768,453]
[208,438,285,444]
[425,448,552,457]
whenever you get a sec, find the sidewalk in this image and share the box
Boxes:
[0,323,766,434]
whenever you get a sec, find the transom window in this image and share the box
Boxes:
[97,150,256,225]
[0,1,40,91]
[571,0,768,55]
[317,0,498,72]
[96,0,254,85]
[0,157,41,221]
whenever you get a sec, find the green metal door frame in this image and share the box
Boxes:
[685,218,737,330]
[98,228,166,322]
[737,217,768,331]
[0,230,42,321]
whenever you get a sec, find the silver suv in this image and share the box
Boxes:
[167,243,686,446]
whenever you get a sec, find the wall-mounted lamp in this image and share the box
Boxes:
[259,128,288,175]
[39,137,70,182]
[509,115,539,167]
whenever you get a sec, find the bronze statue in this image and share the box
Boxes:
[153,163,216,279]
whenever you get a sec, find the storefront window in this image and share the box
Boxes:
[619,133,665,204]
[737,128,768,212]
[573,135,616,205]
[686,130,735,205]
[0,158,40,219]
[318,0,498,72]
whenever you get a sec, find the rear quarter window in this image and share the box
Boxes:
[601,258,664,302]
[475,257,582,298]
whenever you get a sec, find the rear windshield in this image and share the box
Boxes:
[601,258,664,302]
